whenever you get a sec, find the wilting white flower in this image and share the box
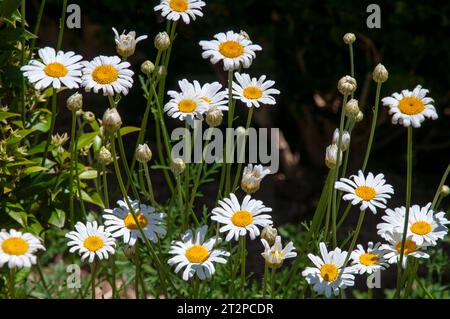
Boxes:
[261,235,296,268]
[241,164,271,194]
[112,27,148,59]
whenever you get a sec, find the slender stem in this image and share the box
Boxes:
[232,107,254,191]
[224,70,234,196]
[176,175,185,230]
[361,82,382,172]
[35,260,51,298]
[263,263,268,298]
[20,0,26,125]
[9,267,16,299]
[30,0,47,53]
[135,242,140,299]
[68,111,77,228]
[91,260,97,299]
[349,44,355,78]
[74,127,87,218]
[117,132,140,200]
[143,164,157,207]
[56,0,68,50]
[270,267,276,298]
[395,126,413,299]
[339,210,366,273]
[41,89,57,166]
[336,203,353,231]
[240,236,246,293]
[431,164,450,210]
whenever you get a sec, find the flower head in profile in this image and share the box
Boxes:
[381,85,438,128]
[65,221,116,263]
[103,198,166,246]
[380,232,429,268]
[0,229,45,269]
[261,235,297,269]
[211,193,272,241]
[154,0,206,24]
[302,242,355,298]
[168,226,230,281]
[21,47,83,90]
[199,31,262,71]
[164,79,209,127]
[349,242,389,275]
[81,55,134,96]
[377,203,449,246]
[112,27,148,59]
[232,73,280,108]
[334,170,394,214]
[241,164,271,194]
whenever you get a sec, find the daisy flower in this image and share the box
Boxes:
[168,226,230,281]
[232,73,280,108]
[112,27,148,59]
[81,55,134,96]
[261,235,297,268]
[380,232,429,268]
[103,198,166,246]
[0,229,45,269]
[334,170,394,214]
[193,81,228,111]
[377,203,449,246]
[302,242,355,298]
[349,242,389,275]
[241,164,271,194]
[381,85,438,128]
[199,31,262,71]
[164,79,209,127]
[66,221,116,263]
[21,47,83,90]
[211,193,273,241]
[154,0,206,24]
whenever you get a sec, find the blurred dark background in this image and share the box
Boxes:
[28,0,450,240]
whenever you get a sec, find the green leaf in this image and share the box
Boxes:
[7,128,33,145]
[0,111,20,121]
[81,190,104,208]
[0,0,22,18]
[48,209,66,228]
[119,126,141,136]
[23,166,48,175]
[76,132,98,150]
[79,169,98,179]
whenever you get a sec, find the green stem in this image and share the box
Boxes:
[20,0,26,125]
[135,242,140,299]
[35,260,51,298]
[117,132,140,200]
[91,260,97,299]
[9,267,16,299]
[225,70,234,196]
[339,210,366,273]
[361,82,382,172]
[41,89,57,166]
[232,107,254,191]
[30,0,46,53]
[263,263,268,298]
[68,111,77,228]
[270,267,276,298]
[143,163,158,207]
[56,0,67,50]
[431,163,450,210]
[395,126,413,299]
[240,235,246,294]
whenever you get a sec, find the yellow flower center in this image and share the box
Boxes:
[231,210,253,227]
[320,263,338,282]
[185,245,209,263]
[219,41,244,58]
[359,253,378,266]
[395,239,417,255]
[124,212,148,230]
[92,65,119,84]
[410,221,432,235]
[202,97,211,104]
[178,99,197,113]
[398,97,425,115]
[243,86,263,100]
[354,186,376,201]
[83,235,104,252]
[169,0,188,12]
[2,237,29,256]
[44,62,68,78]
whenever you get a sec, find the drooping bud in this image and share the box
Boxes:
[325,144,342,169]
[337,75,357,95]
[170,158,186,175]
[261,225,277,245]
[141,60,155,76]
[345,99,360,119]
[372,63,389,83]
[135,144,152,163]
[66,92,83,112]
[102,108,122,133]
[332,129,351,151]
[205,106,223,127]
[98,146,113,165]
[154,32,171,51]
[343,33,356,45]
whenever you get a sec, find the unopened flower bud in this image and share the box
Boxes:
[441,185,450,197]
[325,144,342,169]
[156,65,167,78]
[170,158,186,175]
[102,108,122,133]
[332,129,351,151]
[355,111,364,122]
[83,111,96,123]
[66,92,83,112]
[123,244,136,259]
[205,106,223,127]
[345,99,360,119]
[154,32,171,51]
[112,27,147,59]
[236,126,247,137]
[261,225,277,245]
[343,33,356,45]
[141,60,155,76]
[338,75,357,95]
[372,63,389,83]
[135,144,152,163]
[98,146,113,165]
